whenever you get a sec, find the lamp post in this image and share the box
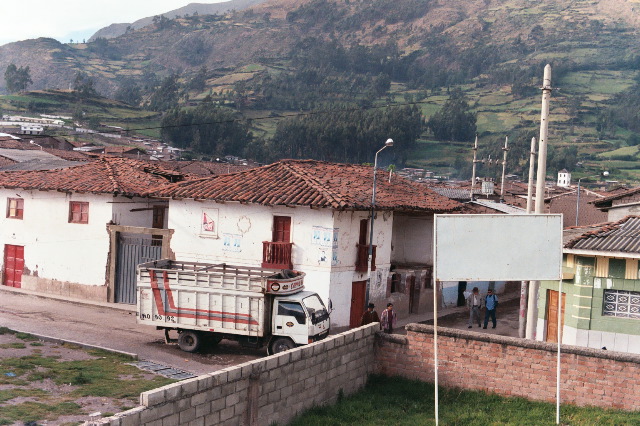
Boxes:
[365,138,394,306]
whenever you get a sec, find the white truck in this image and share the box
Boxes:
[136,259,330,354]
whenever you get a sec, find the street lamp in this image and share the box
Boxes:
[365,138,394,306]
[575,171,608,226]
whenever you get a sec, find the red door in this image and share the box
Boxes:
[350,281,366,328]
[273,216,291,242]
[3,245,24,288]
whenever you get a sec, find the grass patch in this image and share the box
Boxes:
[290,375,640,425]
[0,402,81,424]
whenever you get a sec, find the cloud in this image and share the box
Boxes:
[0,1,223,46]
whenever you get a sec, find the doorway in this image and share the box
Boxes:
[546,289,566,343]
[350,280,366,328]
[3,244,24,288]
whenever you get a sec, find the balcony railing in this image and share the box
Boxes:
[355,243,376,273]
[262,241,294,270]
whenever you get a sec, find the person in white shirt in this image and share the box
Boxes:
[466,287,483,328]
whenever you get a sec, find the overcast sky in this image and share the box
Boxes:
[0,1,225,46]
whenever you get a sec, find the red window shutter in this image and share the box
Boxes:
[273,216,291,242]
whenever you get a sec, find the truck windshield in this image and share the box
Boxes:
[303,295,329,324]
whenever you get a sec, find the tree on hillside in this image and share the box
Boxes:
[427,89,476,142]
[114,78,142,106]
[271,104,422,164]
[148,73,181,111]
[73,71,98,98]
[4,64,33,93]
[161,102,252,156]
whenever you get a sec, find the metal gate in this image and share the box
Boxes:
[115,235,161,304]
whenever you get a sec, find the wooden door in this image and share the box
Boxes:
[350,281,366,328]
[152,206,165,229]
[409,276,417,313]
[273,216,291,242]
[546,290,566,343]
[3,244,24,288]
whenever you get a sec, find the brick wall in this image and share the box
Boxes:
[91,323,378,426]
[375,324,640,411]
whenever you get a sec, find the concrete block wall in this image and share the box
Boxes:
[91,323,379,426]
[375,323,640,411]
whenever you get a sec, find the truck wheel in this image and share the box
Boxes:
[178,330,201,353]
[269,337,295,354]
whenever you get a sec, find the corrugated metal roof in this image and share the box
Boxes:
[0,148,60,162]
[565,216,640,253]
[430,187,482,200]
[470,199,526,214]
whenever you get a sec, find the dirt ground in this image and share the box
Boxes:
[0,331,164,426]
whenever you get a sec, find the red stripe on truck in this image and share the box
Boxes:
[148,270,259,325]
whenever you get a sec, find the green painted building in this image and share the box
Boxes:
[538,216,640,353]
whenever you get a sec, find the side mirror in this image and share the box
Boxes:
[328,299,333,314]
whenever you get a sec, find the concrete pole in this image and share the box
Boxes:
[470,135,478,201]
[499,136,509,202]
[526,64,552,340]
[519,137,537,338]
[526,137,537,214]
[575,178,582,227]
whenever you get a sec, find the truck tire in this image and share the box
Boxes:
[269,337,295,354]
[178,330,201,353]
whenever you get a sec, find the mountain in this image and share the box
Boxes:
[3,0,640,179]
[88,0,268,41]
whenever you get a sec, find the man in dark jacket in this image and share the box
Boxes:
[360,303,380,328]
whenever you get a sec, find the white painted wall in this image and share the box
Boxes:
[111,199,168,228]
[0,190,166,288]
[391,214,433,265]
[168,201,398,328]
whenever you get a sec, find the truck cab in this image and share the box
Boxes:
[270,291,330,354]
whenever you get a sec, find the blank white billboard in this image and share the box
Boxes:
[434,214,562,282]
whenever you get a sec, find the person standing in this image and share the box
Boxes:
[483,288,499,329]
[360,303,380,328]
[466,287,483,328]
[380,303,397,334]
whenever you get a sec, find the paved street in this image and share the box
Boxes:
[0,289,265,376]
[418,293,521,337]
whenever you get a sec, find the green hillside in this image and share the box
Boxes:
[1,0,640,182]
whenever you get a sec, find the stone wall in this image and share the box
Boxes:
[375,324,640,411]
[91,323,379,426]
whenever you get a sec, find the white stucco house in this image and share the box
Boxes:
[148,159,461,330]
[0,157,184,303]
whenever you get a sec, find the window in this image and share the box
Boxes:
[603,290,640,319]
[69,201,89,224]
[277,301,306,324]
[608,258,626,279]
[6,198,23,219]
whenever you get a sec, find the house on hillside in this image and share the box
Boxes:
[0,158,185,304]
[538,216,640,354]
[147,159,461,329]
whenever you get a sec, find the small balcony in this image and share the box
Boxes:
[262,241,293,270]
[355,243,376,273]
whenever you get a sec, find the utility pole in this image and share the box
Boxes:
[526,64,552,340]
[470,135,479,201]
[499,136,509,202]
[519,137,537,338]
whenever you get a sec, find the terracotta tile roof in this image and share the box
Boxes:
[42,148,93,161]
[564,216,640,253]
[148,159,461,212]
[0,157,185,196]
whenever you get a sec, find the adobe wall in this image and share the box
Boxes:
[375,324,640,411]
[91,323,378,426]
